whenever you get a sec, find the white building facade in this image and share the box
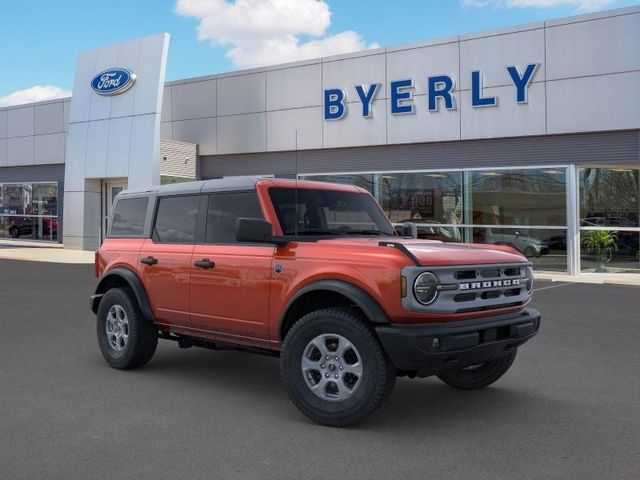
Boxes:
[0,6,638,274]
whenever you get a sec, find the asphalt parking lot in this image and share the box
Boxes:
[1,259,639,480]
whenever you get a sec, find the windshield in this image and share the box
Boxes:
[269,187,396,237]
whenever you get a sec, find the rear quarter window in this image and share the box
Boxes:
[110,197,149,237]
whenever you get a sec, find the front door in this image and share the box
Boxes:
[189,191,274,341]
[103,180,127,242]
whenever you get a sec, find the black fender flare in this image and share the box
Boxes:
[91,267,153,321]
[280,280,391,334]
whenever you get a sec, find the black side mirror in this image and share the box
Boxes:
[235,218,288,245]
[402,222,418,238]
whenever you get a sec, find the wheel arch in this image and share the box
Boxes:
[91,267,153,321]
[279,280,390,341]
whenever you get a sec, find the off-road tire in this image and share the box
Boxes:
[280,308,396,427]
[436,349,517,390]
[96,287,158,370]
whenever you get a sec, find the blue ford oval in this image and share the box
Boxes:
[91,68,136,96]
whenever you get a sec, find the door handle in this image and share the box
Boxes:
[194,259,215,269]
[140,256,158,266]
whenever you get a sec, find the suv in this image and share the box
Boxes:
[91,177,540,427]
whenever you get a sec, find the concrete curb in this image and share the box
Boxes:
[535,272,640,287]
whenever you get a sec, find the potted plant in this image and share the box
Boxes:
[584,230,618,272]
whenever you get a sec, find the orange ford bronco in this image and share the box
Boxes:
[91,177,540,426]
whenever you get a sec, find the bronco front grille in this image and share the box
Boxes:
[402,262,532,314]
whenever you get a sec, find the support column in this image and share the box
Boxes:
[566,164,580,275]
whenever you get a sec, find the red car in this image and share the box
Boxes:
[8,217,57,239]
[91,178,540,426]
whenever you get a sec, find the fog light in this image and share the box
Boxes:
[432,338,440,350]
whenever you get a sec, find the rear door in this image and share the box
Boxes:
[190,191,274,340]
[138,194,203,326]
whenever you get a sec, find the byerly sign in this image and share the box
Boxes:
[324,63,539,120]
[91,68,137,96]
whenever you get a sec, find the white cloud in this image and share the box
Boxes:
[0,85,71,108]
[462,0,618,12]
[175,0,379,68]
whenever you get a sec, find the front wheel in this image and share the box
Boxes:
[96,287,158,370]
[280,308,396,427]
[436,349,517,390]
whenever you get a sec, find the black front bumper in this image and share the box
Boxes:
[376,308,541,378]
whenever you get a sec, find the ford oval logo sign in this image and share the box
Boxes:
[91,68,136,96]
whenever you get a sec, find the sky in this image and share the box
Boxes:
[0,0,638,106]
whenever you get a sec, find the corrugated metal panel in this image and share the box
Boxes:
[0,164,65,183]
[201,130,640,178]
[160,140,197,178]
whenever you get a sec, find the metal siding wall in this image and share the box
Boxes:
[0,164,65,183]
[159,140,197,178]
[200,131,640,178]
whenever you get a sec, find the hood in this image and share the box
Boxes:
[397,239,526,266]
[315,237,527,266]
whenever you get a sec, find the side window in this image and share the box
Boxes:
[205,191,263,244]
[153,195,200,243]
[110,197,148,237]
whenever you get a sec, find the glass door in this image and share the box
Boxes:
[102,180,127,242]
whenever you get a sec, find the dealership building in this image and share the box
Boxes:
[0,6,638,275]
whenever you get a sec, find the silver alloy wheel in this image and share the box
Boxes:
[301,333,363,402]
[105,304,129,352]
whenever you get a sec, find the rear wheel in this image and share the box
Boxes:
[436,349,517,390]
[280,308,395,427]
[96,287,158,370]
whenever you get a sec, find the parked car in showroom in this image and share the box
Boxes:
[476,229,549,258]
[8,217,57,239]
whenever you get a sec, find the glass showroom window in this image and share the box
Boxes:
[301,174,375,195]
[0,182,58,242]
[376,172,463,241]
[301,168,569,272]
[579,167,639,273]
[467,168,568,272]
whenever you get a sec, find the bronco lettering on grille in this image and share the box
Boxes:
[459,279,520,290]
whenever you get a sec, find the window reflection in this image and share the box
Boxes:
[468,227,567,271]
[579,168,639,228]
[300,168,569,271]
[377,172,463,226]
[0,182,58,241]
[580,230,639,273]
[470,169,566,226]
[302,174,374,195]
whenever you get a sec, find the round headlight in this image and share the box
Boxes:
[414,272,439,305]
[525,266,534,292]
